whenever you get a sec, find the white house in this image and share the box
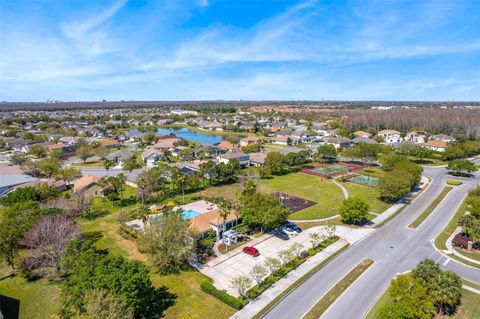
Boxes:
[405,131,428,143]
[217,152,250,167]
[378,129,401,144]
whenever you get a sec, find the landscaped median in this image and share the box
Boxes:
[409,186,453,229]
[303,259,374,319]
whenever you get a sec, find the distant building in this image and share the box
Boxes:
[170,109,199,116]
[377,129,401,143]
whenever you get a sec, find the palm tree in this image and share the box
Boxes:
[218,200,232,250]
[103,159,115,176]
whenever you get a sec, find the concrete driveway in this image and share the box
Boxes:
[200,225,373,296]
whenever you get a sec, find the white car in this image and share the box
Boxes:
[282,226,298,237]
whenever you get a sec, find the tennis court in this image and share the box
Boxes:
[348,175,380,187]
[303,163,363,178]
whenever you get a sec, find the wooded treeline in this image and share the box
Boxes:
[334,108,480,138]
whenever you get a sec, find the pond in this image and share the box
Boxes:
[128,127,224,145]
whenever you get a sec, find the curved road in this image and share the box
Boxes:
[261,166,480,319]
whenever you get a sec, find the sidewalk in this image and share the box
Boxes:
[230,240,348,319]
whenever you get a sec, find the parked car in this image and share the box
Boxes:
[243,246,260,257]
[273,229,289,241]
[282,225,298,236]
[287,223,302,233]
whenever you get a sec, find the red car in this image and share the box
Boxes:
[243,246,260,257]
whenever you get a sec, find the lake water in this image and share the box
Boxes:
[128,127,224,145]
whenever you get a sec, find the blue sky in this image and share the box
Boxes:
[1,0,480,101]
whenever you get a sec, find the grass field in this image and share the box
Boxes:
[366,287,480,319]
[257,173,345,220]
[303,259,374,319]
[409,186,453,229]
[0,266,61,319]
[200,172,345,220]
[340,182,390,214]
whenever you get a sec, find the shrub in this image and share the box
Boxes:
[446,180,463,186]
[200,281,246,309]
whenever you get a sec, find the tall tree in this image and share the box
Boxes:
[139,209,194,274]
[339,196,370,224]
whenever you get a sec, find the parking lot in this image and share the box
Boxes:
[199,225,374,296]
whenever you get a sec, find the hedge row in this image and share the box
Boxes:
[248,236,339,299]
[200,281,246,310]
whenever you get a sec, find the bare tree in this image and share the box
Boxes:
[230,275,252,300]
[249,263,268,285]
[24,215,80,273]
[289,242,304,258]
[72,190,92,217]
[264,257,282,275]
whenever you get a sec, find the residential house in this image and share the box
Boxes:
[420,140,449,152]
[353,131,372,139]
[152,136,182,150]
[239,136,260,147]
[97,139,121,148]
[44,143,76,157]
[73,175,105,197]
[141,149,164,167]
[377,129,401,143]
[193,143,222,158]
[0,163,37,196]
[217,152,250,167]
[405,131,428,143]
[432,134,456,143]
[270,135,299,146]
[170,109,199,116]
[107,149,134,165]
[325,137,353,149]
[249,152,267,166]
[217,140,239,152]
[16,179,67,192]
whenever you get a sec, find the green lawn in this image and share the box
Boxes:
[0,266,61,319]
[303,259,374,319]
[257,173,345,220]
[409,186,453,229]
[340,182,391,214]
[199,172,346,220]
[366,287,480,319]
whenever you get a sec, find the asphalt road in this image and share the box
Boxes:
[262,167,480,319]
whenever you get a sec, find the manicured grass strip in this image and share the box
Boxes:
[449,254,480,270]
[447,179,463,186]
[409,186,453,229]
[303,259,374,319]
[434,199,467,250]
[253,244,350,319]
[462,279,480,291]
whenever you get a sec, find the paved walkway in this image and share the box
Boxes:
[332,178,350,199]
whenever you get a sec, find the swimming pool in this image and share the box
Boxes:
[182,209,201,220]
